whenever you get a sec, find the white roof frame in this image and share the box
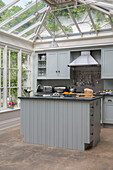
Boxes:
[8,6,48,33]
[18,21,41,37]
[0,1,40,28]
[33,7,50,42]
[67,7,83,37]
[43,23,54,38]
[85,0,113,10]
[85,5,98,35]
[8,15,36,33]
[109,16,113,32]
[78,0,110,15]
[26,33,36,40]
[51,10,68,38]
[0,0,20,14]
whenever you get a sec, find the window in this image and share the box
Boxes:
[7,50,18,107]
[21,53,31,97]
[0,46,32,110]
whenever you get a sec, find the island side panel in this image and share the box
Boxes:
[21,98,97,151]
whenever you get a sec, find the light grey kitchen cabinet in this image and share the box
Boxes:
[103,96,113,124]
[46,50,70,79]
[37,53,47,79]
[101,48,113,79]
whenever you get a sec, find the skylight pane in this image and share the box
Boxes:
[39,26,52,39]
[45,12,64,37]
[54,9,73,34]
[11,13,43,34]
[0,0,46,31]
[22,28,36,38]
[0,0,5,9]
[89,7,111,31]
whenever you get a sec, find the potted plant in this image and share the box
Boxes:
[9,100,17,109]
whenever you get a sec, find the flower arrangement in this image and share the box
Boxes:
[9,100,17,109]
[24,88,33,96]
[24,88,32,93]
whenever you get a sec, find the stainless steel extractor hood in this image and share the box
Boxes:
[68,51,99,67]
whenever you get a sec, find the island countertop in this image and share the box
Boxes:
[18,95,102,101]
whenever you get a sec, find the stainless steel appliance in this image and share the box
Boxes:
[43,86,53,92]
[68,51,100,67]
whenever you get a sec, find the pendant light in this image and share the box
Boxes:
[50,10,58,47]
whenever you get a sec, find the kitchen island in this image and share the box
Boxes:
[19,96,101,151]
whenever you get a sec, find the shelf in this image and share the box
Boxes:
[38,60,46,62]
[38,67,46,69]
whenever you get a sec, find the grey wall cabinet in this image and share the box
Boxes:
[101,48,113,79]
[103,96,113,124]
[46,50,70,79]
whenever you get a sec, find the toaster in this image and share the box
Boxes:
[43,86,53,92]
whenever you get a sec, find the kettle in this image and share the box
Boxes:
[37,84,42,92]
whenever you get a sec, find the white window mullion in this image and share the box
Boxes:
[9,50,11,100]
[30,53,33,94]
[3,45,7,109]
[0,48,1,108]
[18,50,22,107]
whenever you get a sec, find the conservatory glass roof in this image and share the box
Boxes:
[0,0,113,42]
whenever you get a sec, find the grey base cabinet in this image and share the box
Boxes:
[20,98,101,151]
[103,96,113,124]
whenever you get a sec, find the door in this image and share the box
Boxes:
[57,51,70,79]
[46,52,57,78]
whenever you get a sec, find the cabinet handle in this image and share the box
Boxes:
[91,124,94,126]
[58,70,60,73]
[91,106,94,109]
[108,100,112,102]
[91,114,94,116]
[56,70,58,73]
[90,133,93,135]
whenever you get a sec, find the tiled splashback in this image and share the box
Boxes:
[37,66,103,92]
[72,66,103,92]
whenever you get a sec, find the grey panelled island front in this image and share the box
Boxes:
[19,96,101,151]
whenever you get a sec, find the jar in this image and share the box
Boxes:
[41,55,46,61]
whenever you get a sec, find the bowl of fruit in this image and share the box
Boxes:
[63,92,73,97]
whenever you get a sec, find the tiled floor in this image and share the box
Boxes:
[0,127,113,170]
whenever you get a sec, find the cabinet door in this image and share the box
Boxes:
[46,52,57,78]
[103,97,113,124]
[57,51,70,79]
[101,48,113,79]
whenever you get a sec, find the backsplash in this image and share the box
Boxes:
[37,66,103,92]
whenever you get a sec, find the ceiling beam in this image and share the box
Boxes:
[85,5,98,35]
[26,33,36,40]
[8,6,48,33]
[67,7,83,37]
[78,0,110,16]
[33,8,50,42]
[0,0,20,14]
[84,0,113,10]
[8,15,35,33]
[0,1,40,28]
[51,10,68,38]
[43,23,54,38]
[17,21,41,37]
[108,16,113,32]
